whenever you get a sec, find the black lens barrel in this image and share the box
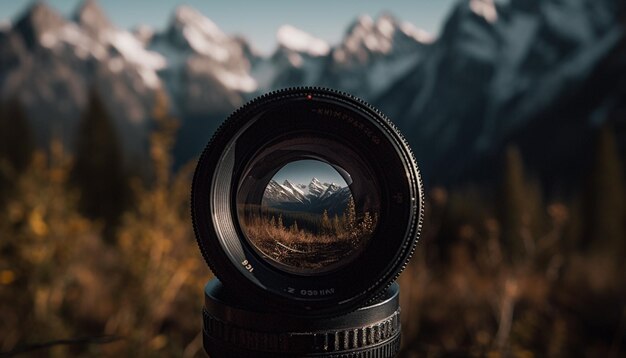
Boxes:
[202,278,401,358]
[191,87,424,317]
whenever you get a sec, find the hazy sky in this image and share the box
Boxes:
[271,160,348,187]
[0,0,459,54]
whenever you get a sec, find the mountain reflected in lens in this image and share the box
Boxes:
[238,160,377,274]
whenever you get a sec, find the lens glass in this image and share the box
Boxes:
[237,159,378,275]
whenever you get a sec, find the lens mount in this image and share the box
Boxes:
[192,87,424,316]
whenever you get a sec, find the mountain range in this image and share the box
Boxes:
[0,0,624,188]
[262,178,351,215]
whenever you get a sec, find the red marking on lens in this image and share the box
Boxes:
[306,94,313,100]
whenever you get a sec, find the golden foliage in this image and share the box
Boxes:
[0,92,210,357]
[0,109,624,357]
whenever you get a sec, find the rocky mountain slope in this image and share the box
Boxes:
[262,178,351,215]
[1,0,623,186]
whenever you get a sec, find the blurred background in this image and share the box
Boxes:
[0,0,625,356]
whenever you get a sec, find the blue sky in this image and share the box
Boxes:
[271,160,348,187]
[0,0,459,54]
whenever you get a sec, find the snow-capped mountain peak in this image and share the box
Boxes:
[133,25,154,45]
[375,13,396,38]
[74,0,113,36]
[14,2,67,49]
[262,178,350,214]
[352,15,375,32]
[400,22,435,44]
[320,13,430,99]
[469,0,498,23]
[338,13,429,59]
[319,182,342,201]
[310,177,324,187]
[151,4,257,105]
[174,5,227,41]
[163,5,230,62]
[107,30,166,88]
[308,177,328,197]
[277,25,330,57]
[282,180,306,198]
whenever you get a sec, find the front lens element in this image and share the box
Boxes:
[238,159,378,275]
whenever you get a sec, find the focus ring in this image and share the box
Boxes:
[202,309,400,355]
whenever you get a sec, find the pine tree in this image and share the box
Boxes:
[270,215,276,228]
[361,211,374,236]
[277,214,284,231]
[498,145,543,260]
[583,124,625,253]
[0,98,33,173]
[333,214,341,235]
[0,98,34,207]
[346,197,359,241]
[346,197,357,230]
[149,89,178,188]
[70,88,131,237]
[291,220,299,234]
[321,209,331,234]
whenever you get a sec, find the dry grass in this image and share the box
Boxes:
[242,213,371,271]
[1,161,624,357]
[397,191,626,357]
[0,103,624,356]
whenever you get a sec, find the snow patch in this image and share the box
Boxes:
[400,22,435,44]
[277,25,330,56]
[213,69,257,93]
[0,20,11,31]
[40,32,58,48]
[356,15,374,29]
[470,0,498,23]
[175,5,227,41]
[376,16,395,38]
[108,30,166,88]
[183,26,228,61]
[133,25,154,44]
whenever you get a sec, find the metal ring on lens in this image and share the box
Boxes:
[191,87,424,317]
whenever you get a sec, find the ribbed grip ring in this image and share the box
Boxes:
[201,279,402,357]
[203,309,400,356]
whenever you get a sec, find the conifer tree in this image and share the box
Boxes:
[321,209,331,234]
[346,197,357,230]
[0,98,34,208]
[70,89,131,236]
[346,197,359,241]
[362,211,374,235]
[333,214,341,235]
[0,98,33,173]
[277,214,284,231]
[583,124,625,253]
[498,145,543,259]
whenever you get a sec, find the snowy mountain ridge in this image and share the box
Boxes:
[0,0,623,186]
[262,177,348,214]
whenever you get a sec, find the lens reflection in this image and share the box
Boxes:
[238,160,377,274]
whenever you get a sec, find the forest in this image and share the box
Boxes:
[0,89,625,356]
[240,202,376,271]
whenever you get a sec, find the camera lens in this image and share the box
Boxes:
[192,87,424,316]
